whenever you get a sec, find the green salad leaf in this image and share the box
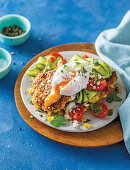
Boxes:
[106,92,122,103]
[50,115,66,127]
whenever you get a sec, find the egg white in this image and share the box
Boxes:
[52,61,92,96]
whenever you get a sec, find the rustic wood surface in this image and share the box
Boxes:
[14,43,123,147]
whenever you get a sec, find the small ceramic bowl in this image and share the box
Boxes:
[0,14,31,46]
[0,48,11,79]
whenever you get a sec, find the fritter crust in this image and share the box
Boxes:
[90,71,117,103]
[31,71,117,115]
[32,70,55,108]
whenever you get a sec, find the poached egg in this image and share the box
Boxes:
[44,61,92,107]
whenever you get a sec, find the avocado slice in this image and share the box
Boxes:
[93,64,107,76]
[69,55,86,62]
[84,89,98,101]
[82,89,89,103]
[98,60,110,78]
[107,64,114,75]
[27,67,41,77]
[36,63,45,70]
[76,91,83,103]
[37,56,47,64]
[104,63,112,77]
[50,57,62,69]
[44,57,62,72]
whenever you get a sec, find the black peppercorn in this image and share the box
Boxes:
[1,25,25,37]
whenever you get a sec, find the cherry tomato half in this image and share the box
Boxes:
[87,78,107,91]
[87,78,94,90]
[50,57,55,62]
[91,102,108,118]
[50,52,63,59]
[69,106,83,120]
[62,58,67,64]
[83,54,89,59]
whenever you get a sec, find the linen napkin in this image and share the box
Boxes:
[95,10,130,154]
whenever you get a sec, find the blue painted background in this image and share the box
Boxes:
[0,0,130,169]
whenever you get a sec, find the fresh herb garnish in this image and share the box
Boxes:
[93,59,98,65]
[61,69,63,73]
[90,103,94,110]
[83,66,87,73]
[63,64,67,69]
[75,62,81,65]
[50,115,66,127]
[36,109,43,113]
[106,91,122,103]
[84,119,91,123]
[90,104,103,115]
[95,79,100,82]
[27,96,33,104]
[28,115,33,120]
[108,109,113,116]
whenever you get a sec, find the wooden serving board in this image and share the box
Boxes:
[14,43,123,147]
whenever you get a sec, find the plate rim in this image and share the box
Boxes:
[20,51,126,133]
[14,42,124,147]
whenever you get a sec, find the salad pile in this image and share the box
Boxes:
[27,52,122,129]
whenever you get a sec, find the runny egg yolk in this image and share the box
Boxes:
[44,71,76,107]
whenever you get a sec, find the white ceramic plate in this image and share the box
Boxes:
[20,51,126,132]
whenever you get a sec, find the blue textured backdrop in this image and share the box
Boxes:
[0,0,130,169]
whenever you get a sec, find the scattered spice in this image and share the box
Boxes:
[10,52,14,55]
[19,128,22,130]
[17,51,21,54]
[13,62,16,65]
[1,25,25,37]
